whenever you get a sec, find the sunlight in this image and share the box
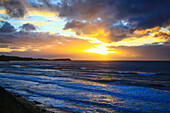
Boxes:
[85,43,115,55]
[111,34,167,47]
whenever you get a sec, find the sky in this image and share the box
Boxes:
[0,0,170,60]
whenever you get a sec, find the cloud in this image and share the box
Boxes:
[58,0,170,27]
[154,32,170,40]
[60,0,170,41]
[0,0,27,18]
[0,21,93,54]
[20,23,36,31]
[63,20,110,42]
[0,20,15,32]
[1,0,169,31]
[0,0,170,60]
[1,0,170,29]
[26,10,58,17]
[64,20,105,35]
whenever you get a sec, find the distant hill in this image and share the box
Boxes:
[0,55,71,61]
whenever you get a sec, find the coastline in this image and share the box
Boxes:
[0,86,71,113]
[0,55,71,62]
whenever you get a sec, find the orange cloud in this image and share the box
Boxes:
[0,9,6,15]
[48,26,61,29]
[111,35,166,47]
[134,26,160,35]
[26,9,58,17]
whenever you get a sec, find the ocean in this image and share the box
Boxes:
[0,61,170,113]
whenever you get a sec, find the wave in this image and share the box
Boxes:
[25,89,151,113]
[11,64,169,76]
[137,72,156,75]
[0,72,170,113]
[0,73,169,103]
[39,65,53,67]
[11,65,60,72]
[117,71,157,75]
[92,70,161,75]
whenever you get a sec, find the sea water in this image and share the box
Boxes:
[0,61,170,112]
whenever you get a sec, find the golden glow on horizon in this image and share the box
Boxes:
[0,48,11,52]
[0,47,27,52]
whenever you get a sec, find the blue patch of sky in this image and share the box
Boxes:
[0,0,76,37]
[37,16,67,33]
[27,0,43,6]
[16,15,65,33]
[97,17,102,21]
[112,20,130,28]
[160,27,169,32]
[51,0,62,4]
[0,15,23,30]
[27,0,61,7]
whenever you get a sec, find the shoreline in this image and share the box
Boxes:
[0,86,71,113]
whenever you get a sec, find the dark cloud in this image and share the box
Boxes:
[0,21,15,32]
[153,31,170,45]
[0,31,60,44]
[64,20,105,35]
[20,23,36,31]
[63,20,136,42]
[1,0,169,29]
[154,32,170,39]
[58,0,170,41]
[57,0,106,20]
[0,0,170,42]
[64,20,86,30]
[1,0,170,28]
[109,27,135,41]
[0,0,27,18]
[58,0,170,28]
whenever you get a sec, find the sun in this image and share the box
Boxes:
[85,43,115,55]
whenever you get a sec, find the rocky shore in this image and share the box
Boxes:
[0,87,70,113]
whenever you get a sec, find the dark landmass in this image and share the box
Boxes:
[0,55,71,61]
[0,86,41,113]
[52,58,72,61]
[0,86,72,113]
